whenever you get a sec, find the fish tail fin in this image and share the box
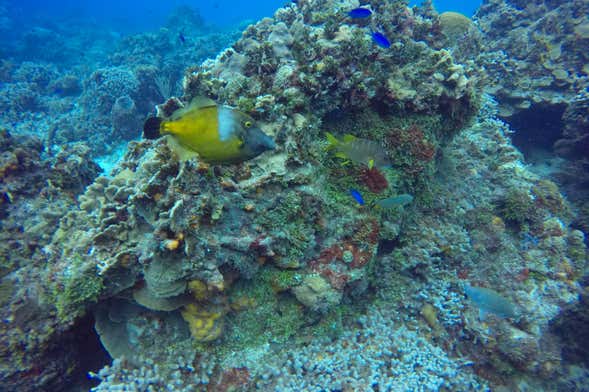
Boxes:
[325,132,339,150]
[143,117,164,139]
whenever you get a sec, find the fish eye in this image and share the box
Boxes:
[244,121,252,128]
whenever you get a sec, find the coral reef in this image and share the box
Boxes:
[475,0,589,118]
[186,0,481,130]
[371,96,587,389]
[1,1,588,391]
[0,131,101,390]
[473,1,589,226]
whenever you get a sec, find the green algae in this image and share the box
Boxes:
[254,191,318,268]
[499,189,537,227]
[260,268,303,292]
[52,256,104,320]
[531,179,570,216]
[217,275,306,355]
[0,278,15,308]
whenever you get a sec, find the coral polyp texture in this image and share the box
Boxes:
[1,1,588,391]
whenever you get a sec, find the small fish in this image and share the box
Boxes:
[350,189,365,205]
[179,33,186,44]
[348,8,372,18]
[326,132,392,169]
[371,31,391,48]
[144,97,275,164]
[374,194,413,209]
[465,284,517,319]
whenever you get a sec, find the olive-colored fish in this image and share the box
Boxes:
[143,97,275,164]
[326,132,391,169]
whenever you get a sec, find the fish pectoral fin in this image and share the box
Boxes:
[165,135,200,162]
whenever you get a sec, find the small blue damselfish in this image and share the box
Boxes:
[371,31,391,48]
[348,8,372,18]
[350,189,365,205]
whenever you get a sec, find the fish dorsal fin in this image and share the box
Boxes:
[343,134,357,143]
[169,97,217,121]
[189,96,216,109]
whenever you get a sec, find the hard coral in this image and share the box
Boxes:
[438,12,475,45]
[291,274,342,313]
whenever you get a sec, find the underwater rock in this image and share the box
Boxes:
[111,95,142,140]
[556,90,589,160]
[292,274,343,313]
[0,131,108,391]
[49,143,101,194]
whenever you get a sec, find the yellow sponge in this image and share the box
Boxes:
[181,303,224,342]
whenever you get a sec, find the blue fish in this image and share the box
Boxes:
[375,194,413,209]
[465,284,517,319]
[348,8,372,18]
[371,31,391,48]
[350,189,365,205]
[179,33,186,44]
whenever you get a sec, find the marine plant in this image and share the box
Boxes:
[498,188,537,227]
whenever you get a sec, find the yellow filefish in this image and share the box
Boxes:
[143,97,275,164]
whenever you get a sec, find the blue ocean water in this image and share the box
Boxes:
[6,0,482,33]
